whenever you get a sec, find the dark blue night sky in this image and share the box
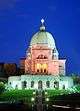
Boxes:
[0,0,80,75]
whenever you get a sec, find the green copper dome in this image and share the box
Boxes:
[30,19,56,49]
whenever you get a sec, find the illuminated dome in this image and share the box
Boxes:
[30,19,56,49]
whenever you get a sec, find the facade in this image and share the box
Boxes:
[8,75,73,90]
[8,19,73,90]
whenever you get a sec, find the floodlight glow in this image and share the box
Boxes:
[46,98,49,101]
[36,63,41,69]
[36,63,47,69]
[31,97,35,102]
[43,64,47,69]
[45,92,48,95]
[33,91,36,95]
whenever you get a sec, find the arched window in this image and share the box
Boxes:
[38,80,42,89]
[54,81,59,89]
[15,85,18,89]
[44,69,47,73]
[37,55,48,59]
[44,56,48,59]
[63,85,65,89]
[9,82,11,85]
[31,81,34,88]
[22,81,27,89]
[37,69,39,72]
[46,81,50,88]
[40,54,44,59]
[36,63,48,73]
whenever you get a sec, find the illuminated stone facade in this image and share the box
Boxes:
[8,75,73,90]
[8,20,73,90]
[20,20,66,75]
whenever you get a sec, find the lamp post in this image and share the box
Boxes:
[31,97,35,111]
[45,97,49,110]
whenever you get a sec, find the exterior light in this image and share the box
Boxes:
[31,97,35,102]
[46,104,48,109]
[33,91,36,95]
[46,98,49,101]
[45,92,48,95]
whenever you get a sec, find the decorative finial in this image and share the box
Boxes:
[40,18,45,31]
[41,19,44,25]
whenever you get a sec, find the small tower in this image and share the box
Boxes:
[52,48,59,59]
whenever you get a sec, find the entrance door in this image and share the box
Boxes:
[38,80,42,90]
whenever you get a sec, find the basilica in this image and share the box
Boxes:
[20,19,66,75]
[8,19,73,90]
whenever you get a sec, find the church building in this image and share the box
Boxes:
[20,19,66,75]
[8,19,73,90]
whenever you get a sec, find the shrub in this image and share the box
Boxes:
[0,89,34,102]
[0,82,5,94]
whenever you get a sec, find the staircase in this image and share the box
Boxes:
[35,90,45,111]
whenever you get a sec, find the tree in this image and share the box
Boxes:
[0,82,5,94]
[72,74,80,85]
[4,63,17,76]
